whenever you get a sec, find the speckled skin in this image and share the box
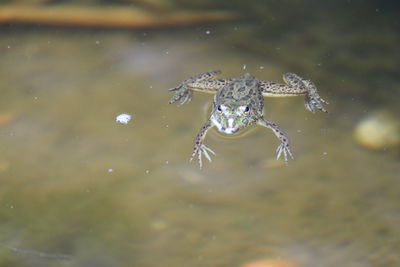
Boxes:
[169,70,328,168]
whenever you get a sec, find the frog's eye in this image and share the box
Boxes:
[239,106,250,112]
[217,105,226,112]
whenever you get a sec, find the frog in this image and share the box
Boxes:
[169,70,328,168]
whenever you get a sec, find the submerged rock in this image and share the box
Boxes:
[0,112,16,126]
[354,111,400,150]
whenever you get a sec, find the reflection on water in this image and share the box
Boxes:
[1,1,400,267]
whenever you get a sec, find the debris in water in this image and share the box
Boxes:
[241,258,298,267]
[0,5,237,29]
[116,113,132,124]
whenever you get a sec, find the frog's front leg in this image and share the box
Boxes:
[257,117,293,165]
[259,73,328,113]
[168,70,222,106]
[190,119,215,169]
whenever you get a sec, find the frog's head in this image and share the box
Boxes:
[210,102,255,134]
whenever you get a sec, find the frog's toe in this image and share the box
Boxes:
[168,93,181,104]
[276,143,294,165]
[168,86,180,92]
[190,144,215,169]
[319,96,329,105]
[168,85,193,105]
[202,145,216,162]
[305,95,329,113]
[177,90,193,106]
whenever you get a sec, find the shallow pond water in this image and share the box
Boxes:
[1,1,400,267]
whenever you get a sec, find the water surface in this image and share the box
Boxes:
[1,1,400,266]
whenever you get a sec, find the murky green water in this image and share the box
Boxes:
[1,1,400,267]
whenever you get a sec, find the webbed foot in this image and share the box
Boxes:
[276,142,294,165]
[190,143,216,169]
[168,84,193,106]
[168,70,221,106]
[303,80,329,113]
[305,93,329,113]
[258,118,294,165]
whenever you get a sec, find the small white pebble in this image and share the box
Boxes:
[95,40,100,45]
[165,51,169,55]
[165,160,169,164]
[145,170,150,174]
[165,124,169,128]
[323,152,328,155]
[205,30,211,35]
[34,96,38,100]
[108,168,113,173]
[297,129,302,133]
[259,66,264,70]
[242,64,247,70]
[116,113,132,124]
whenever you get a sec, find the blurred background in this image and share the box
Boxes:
[0,0,399,266]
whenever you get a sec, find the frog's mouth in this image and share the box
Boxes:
[222,127,238,134]
[212,118,239,135]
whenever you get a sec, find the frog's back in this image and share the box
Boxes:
[216,73,263,108]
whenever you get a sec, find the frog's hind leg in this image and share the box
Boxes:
[283,73,329,113]
[282,72,306,87]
